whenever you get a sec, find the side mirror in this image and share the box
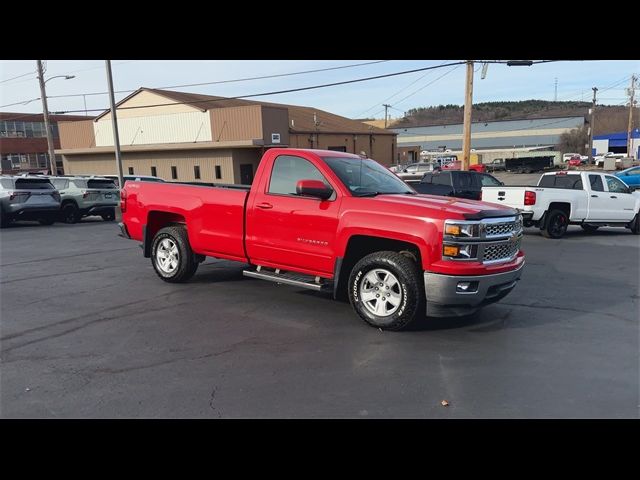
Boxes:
[499,181,505,186]
[296,179,333,200]
[402,169,408,173]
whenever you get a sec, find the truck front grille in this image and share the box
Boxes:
[482,239,521,263]
[485,221,518,237]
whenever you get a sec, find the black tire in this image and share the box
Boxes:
[541,209,569,239]
[0,210,10,228]
[101,210,116,221]
[151,225,198,283]
[61,203,80,224]
[348,251,424,331]
[38,217,55,226]
[630,213,640,235]
[581,224,599,233]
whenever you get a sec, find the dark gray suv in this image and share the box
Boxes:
[0,176,61,227]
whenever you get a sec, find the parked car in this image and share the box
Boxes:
[0,175,61,227]
[568,155,582,168]
[615,166,640,188]
[395,162,440,182]
[413,170,503,200]
[440,160,485,172]
[103,175,165,187]
[119,148,524,331]
[562,153,580,163]
[485,159,506,173]
[49,176,120,224]
[481,171,640,238]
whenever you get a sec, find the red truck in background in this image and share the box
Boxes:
[119,149,525,330]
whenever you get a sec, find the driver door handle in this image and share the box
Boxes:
[591,195,598,198]
[256,202,273,209]
[610,195,617,199]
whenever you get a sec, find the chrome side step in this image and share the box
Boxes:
[242,267,330,291]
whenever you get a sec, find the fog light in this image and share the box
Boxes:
[443,245,460,257]
[456,281,478,293]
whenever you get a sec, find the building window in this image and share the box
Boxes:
[215,165,222,179]
[128,167,134,175]
[171,166,178,180]
[194,165,201,180]
[151,166,157,177]
[328,146,347,152]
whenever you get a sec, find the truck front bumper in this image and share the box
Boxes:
[424,262,524,317]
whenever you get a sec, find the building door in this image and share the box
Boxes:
[240,164,254,185]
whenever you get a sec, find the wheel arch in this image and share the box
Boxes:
[144,210,187,258]
[334,234,425,300]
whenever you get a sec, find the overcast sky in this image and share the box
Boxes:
[1,60,638,120]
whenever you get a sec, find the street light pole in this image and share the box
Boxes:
[461,60,474,171]
[105,60,124,188]
[36,60,57,175]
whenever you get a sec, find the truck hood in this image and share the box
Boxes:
[371,193,519,220]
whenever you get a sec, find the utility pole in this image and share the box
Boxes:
[554,78,558,102]
[461,60,474,171]
[383,104,391,128]
[36,60,57,175]
[105,60,124,188]
[627,75,637,159]
[587,87,598,164]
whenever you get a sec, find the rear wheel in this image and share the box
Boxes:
[541,209,569,239]
[151,225,198,283]
[61,203,80,224]
[348,251,424,331]
[629,213,640,235]
[101,209,116,221]
[581,224,599,233]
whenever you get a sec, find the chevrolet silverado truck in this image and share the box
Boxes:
[481,171,640,238]
[119,149,525,330]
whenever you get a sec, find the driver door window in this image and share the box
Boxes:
[268,155,330,197]
[605,175,629,193]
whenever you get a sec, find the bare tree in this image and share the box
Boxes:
[558,126,589,154]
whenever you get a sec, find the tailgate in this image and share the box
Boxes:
[481,186,527,209]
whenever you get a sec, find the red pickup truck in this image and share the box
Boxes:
[119,148,525,330]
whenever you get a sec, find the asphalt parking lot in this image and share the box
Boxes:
[1,217,638,418]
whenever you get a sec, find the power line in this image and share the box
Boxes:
[45,60,391,100]
[46,61,472,116]
[393,64,463,107]
[0,71,36,84]
[356,61,452,117]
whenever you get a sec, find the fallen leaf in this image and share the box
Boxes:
[441,400,449,407]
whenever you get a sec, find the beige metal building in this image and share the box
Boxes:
[57,88,397,184]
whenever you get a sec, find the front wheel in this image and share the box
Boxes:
[151,226,198,283]
[348,251,424,331]
[541,209,569,239]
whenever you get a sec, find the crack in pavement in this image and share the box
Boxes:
[1,264,129,285]
[0,246,136,267]
[0,301,191,355]
[500,302,632,322]
[1,288,192,341]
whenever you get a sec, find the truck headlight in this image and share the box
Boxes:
[444,222,478,238]
[443,243,477,260]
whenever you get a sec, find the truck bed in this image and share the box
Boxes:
[124,181,250,262]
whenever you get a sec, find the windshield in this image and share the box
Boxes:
[323,156,414,196]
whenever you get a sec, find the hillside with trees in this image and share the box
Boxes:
[389,100,633,135]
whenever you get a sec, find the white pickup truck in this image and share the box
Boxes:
[481,171,640,238]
